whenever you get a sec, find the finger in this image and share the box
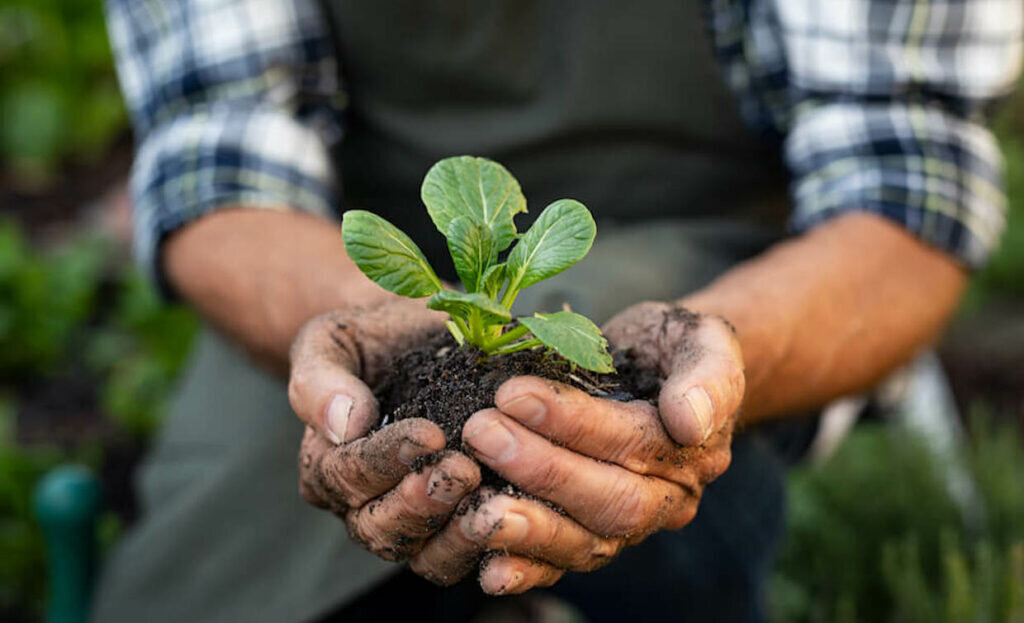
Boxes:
[458,492,622,571]
[409,489,500,586]
[658,316,744,446]
[299,418,446,510]
[462,410,692,537]
[479,555,564,595]
[344,451,481,560]
[494,376,700,484]
[289,312,380,444]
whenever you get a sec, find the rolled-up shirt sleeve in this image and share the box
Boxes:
[105,0,344,290]
[775,0,1023,268]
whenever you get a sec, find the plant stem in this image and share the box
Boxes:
[468,310,484,346]
[500,285,519,310]
[481,323,531,353]
[454,316,472,343]
[489,338,541,356]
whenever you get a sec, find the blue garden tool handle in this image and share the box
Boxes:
[34,465,101,623]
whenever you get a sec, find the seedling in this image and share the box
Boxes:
[342,155,614,373]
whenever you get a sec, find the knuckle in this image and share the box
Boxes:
[534,511,564,553]
[525,461,572,497]
[732,367,746,396]
[665,501,699,530]
[345,510,406,561]
[552,397,592,448]
[322,449,370,506]
[394,477,439,519]
[702,447,732,483]
[287,369,311,415]
[598,482,656,537]
[581,538,622,571]
[537,566,565,587]
[298,476,328,509]
[344,512,373,548]
[705,314,739,345]
[610,413,659,474]
[407,555,432,579]
[409,557,455,586]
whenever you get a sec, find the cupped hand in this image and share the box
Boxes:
[289,301,482,561]
[407,303,744,593]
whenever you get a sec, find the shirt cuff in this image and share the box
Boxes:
[785,101,1007,269]
[131,102,337,296]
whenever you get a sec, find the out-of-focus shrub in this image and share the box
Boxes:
[0,0,126,183]
[0,219,196,619]
[771,411,1024,623]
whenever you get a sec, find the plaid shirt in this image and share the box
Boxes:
[107,1,1022,286]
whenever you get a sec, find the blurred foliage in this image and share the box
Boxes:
[0,219,197,434]
[0,219,197,619]
[0,0,126,183]
[0,222,106,376]
[771,410,1024,623]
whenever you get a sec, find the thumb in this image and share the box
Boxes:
[288,312,380,444]
[657,316,745,446]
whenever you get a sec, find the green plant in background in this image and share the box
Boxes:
[0,0,126,182]
[88,270,198,437]
[0,221,106,377]
[343,155,615,373]
[770,410,1024,623]
[0,219,197,619]
[0,219,198,436]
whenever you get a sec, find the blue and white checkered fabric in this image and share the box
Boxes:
[107,0,1022,287]
[710,0,1022,267]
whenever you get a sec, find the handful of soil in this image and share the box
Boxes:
[375,331,662,486]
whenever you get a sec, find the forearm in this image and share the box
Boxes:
[680,212,967,423]
[163,208,410,375]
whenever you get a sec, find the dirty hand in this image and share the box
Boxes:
[289,300,482,561]
[407,303,742,593]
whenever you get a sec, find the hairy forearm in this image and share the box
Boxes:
[163,208,404,375]
[680,212,967,423]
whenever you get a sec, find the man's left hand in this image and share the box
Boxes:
[407,304,744,593]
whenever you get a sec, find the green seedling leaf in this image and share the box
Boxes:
[481,263,506,299]
[421,156,527,251]
[345,155,612,370]
[503,200,595,303]
[519,311,614,373]
[428,290,512,326]
[342,210,443,298]
[446,217,497,293]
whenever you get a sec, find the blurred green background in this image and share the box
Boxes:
[0,1,1021,622]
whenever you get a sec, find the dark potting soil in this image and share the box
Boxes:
[374,330,662,486]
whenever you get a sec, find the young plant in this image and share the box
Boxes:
[342,155,614,373]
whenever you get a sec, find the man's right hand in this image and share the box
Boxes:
[288,302,482,561]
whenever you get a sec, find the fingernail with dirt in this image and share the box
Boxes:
[463,417,518,463]
[426,468,468,505]
[497,512,529,545]
[500,570,525,594]
[499,394,546,426]
[683,386,713,443]
[398,440,429,465]
[326,394,353,444]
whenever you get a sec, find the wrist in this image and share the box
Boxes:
[677,289,788,424]
[163,207,401,375]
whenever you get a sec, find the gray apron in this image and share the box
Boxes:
[92,2,789,621]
